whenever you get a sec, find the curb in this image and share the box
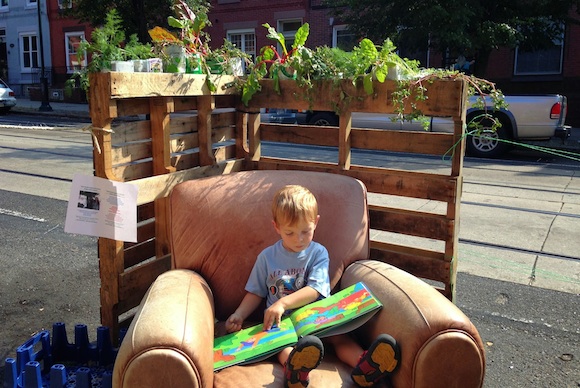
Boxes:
[11,105,90,120]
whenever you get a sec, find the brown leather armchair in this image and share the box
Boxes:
[113,170,485,387]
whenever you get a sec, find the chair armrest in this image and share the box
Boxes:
[342,260,485,388]
[113,269,215,388]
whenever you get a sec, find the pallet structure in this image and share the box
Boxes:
[89,72,468,340]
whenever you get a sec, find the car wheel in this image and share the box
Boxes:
[308,112,339,126]
[466,117,511,158]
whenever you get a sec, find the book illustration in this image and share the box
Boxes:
[214,318,297,369]
[213,282,382,371]
[290,282,380,337]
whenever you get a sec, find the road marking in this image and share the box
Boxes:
[0,208,47,222]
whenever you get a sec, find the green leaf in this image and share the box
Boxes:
[363,73,373,94]
[374,64,388,83]
[263,23,287,55]
[293,23,309,50]
[168,16,184,29]
[358,39,378,59]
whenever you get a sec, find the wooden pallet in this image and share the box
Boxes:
[89,72,468,340]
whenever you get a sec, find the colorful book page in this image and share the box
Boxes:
[290,282,382,338]
[213,318,298,371]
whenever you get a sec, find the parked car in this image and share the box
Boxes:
[262,108,298,124]
[292,94,570,158]
[0,79,17,114]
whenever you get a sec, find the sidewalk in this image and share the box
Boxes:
[11,97,90,119]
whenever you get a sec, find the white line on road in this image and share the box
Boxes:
[0,208,47,222]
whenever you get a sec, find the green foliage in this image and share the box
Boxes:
[240,24,506,132]
[65,9,153,97]
[326,0,575,72]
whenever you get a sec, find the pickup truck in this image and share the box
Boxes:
[270,95,570,157]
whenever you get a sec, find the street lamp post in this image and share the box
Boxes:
[36,0,52,112]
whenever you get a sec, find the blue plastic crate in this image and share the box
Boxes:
[4,323,121,388]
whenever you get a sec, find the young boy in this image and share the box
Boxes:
[226,185,400,387]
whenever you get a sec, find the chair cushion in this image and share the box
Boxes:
[169,170,369,321]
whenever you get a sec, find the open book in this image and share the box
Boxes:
[213,281,382,371]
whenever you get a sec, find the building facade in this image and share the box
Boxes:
[0,0,52,95]
[0,0,89,100]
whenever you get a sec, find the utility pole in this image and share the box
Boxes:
[37,0,52,112]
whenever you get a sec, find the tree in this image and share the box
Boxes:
[327,0,580,74]
[64,0,209,44]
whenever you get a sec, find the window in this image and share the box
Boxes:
[0,0,8,11]
[277,19,303,53]
[26,0,36,7]
[65,32,86,73]
[20,33,39,71]
[332,25,357,51]
[227,29,255,71]
[58,0,72,9]
[514,26,564,75]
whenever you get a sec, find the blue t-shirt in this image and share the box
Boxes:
[245,240,330,309]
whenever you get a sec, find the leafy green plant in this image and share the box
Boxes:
[241,23,310,104]
[65,9,153,96]
[241,26,506,132]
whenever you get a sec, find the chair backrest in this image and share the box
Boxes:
[169,170,369,320]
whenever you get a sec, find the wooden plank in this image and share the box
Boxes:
[173,152,201,171]
[150,97,176,175]
[118,255,172,312]
[261,123,338,147]
[260,123,455,156]
[351,129,455,156]
[369,241,451,283]
[170,115,197,134]
[174,97,197,112]
[124,239,155,269]
[111,120,151,145]
[113,161,153,182]
[248,113,261,162]
[112,142,152,166]
[212,111,236,129]
[350,165,458,201]
[338,112,352,170]
[170,132,198,153]
[245,79,464,117]
[197,95,216,166]
[98,238,125,336]
[257,157,458,201]
[116,98,150,117]
[133,159,245,205]
[369,206,453,241]
[106,73,238,99]
[89,72,118,118]
[236,111,248,159]
[155,197,171,259]
[137,202,155,222]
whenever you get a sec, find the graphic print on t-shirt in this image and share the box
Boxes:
[269,270,306,299]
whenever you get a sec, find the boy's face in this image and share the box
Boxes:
[273,215,320,253]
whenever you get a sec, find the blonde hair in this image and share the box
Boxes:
[272,185,318,226]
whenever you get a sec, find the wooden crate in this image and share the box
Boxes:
[89,72,468,340]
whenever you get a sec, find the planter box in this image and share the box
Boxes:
[88,73,468,340]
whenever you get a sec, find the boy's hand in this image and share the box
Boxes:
[263,301,285,331]
[225,313,244,333]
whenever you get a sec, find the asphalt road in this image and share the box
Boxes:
[0,123,579,387]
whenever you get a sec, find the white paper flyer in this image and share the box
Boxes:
[65,174,138,242]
